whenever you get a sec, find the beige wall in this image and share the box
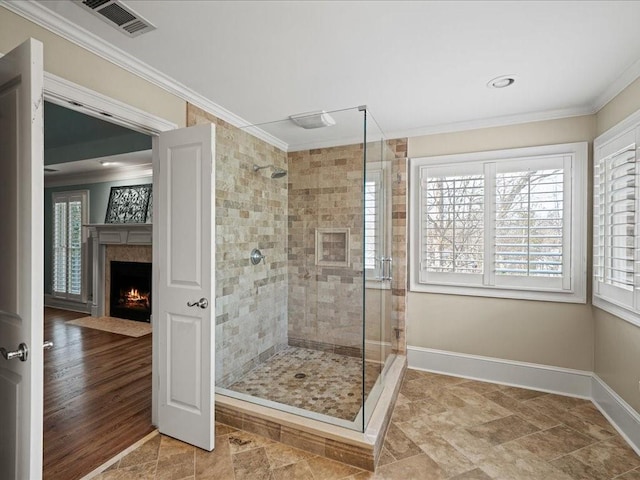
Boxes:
[594,309,640,412]
[407,115,596,371]
[596,77,640,136]
[408,294,594,370]
[593,78,640,411]
[409,115,596,156]
[0,7,185,127]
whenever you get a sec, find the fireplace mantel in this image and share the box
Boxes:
[87,223,152,245]
[87,223,152,317]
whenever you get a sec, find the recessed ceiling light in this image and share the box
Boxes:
[487,75,517,89]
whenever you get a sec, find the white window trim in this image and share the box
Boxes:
[409,142,588,303]
[593,108,640,327]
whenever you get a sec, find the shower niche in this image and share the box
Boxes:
[315,228,350,267]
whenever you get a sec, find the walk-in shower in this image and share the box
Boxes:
[214,106,402,440]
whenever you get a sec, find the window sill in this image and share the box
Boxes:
[410,281,586,304]
[593,295,640,328]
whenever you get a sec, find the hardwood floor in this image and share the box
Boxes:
[43,307,153,480]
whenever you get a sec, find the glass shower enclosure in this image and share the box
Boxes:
[214,106,395,431]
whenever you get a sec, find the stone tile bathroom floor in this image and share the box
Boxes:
[94,369,640,479]
[226,346,379,421]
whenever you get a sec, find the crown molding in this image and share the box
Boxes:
[385,105,596,141]
[592,56,640,113]
[2,0,288,151]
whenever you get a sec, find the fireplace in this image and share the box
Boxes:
[110,261,152,322]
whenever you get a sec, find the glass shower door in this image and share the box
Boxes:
[362,113,394,428]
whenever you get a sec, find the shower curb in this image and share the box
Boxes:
[215,354,407,471]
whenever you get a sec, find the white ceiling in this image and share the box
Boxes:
[12,0,640,148]
[44,150,152,187]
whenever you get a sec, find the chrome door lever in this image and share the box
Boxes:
[1,342,28,362]
[43,340,54,350]
[187,297,209,309]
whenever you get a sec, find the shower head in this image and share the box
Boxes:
[253,164,288,179]
[271,167,287,178]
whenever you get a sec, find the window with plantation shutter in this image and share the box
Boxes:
[593,120,640,326]
[364,176,380,275]
[52,191,88,301]
[364,164,390,284]
[410,143,587,303]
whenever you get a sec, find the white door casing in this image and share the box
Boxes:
[0,38,44,479]
[154,123,215,450]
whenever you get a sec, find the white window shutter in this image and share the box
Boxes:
[364,173,380,277]
[53,200,68,294]
[420,164,485,286]
[606,147,636,290]
[494,160,565,279]
[52,191,88,301]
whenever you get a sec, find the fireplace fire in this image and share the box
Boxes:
[122,288,150,309]
[110,261,152,322]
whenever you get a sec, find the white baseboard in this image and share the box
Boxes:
[407,346,592,398]
[592,375,640,456]
[407,346,640,455]
[44,294,91,314]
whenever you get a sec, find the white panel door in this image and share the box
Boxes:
[0,39,45,479]
[155,123,215,450]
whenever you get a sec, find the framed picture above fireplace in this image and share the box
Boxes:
[105,184,152,224]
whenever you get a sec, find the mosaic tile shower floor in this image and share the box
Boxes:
[226,346,379,421]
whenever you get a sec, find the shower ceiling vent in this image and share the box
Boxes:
[289,111,336,129]
[74,0,156,38]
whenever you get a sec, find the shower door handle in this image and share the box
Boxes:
[381,257,393,281]
[187,297,209,309]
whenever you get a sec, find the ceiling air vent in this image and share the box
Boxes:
[75,0,156,38]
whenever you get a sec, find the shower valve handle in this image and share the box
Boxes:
[250,248,265,265]
[187,297,209,309]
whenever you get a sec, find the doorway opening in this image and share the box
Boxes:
[42,98,159,480]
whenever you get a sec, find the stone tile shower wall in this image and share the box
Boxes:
[287,139,408,357]
[287,145,365,353]
[187,104,288,387]
[389,138,408,355]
